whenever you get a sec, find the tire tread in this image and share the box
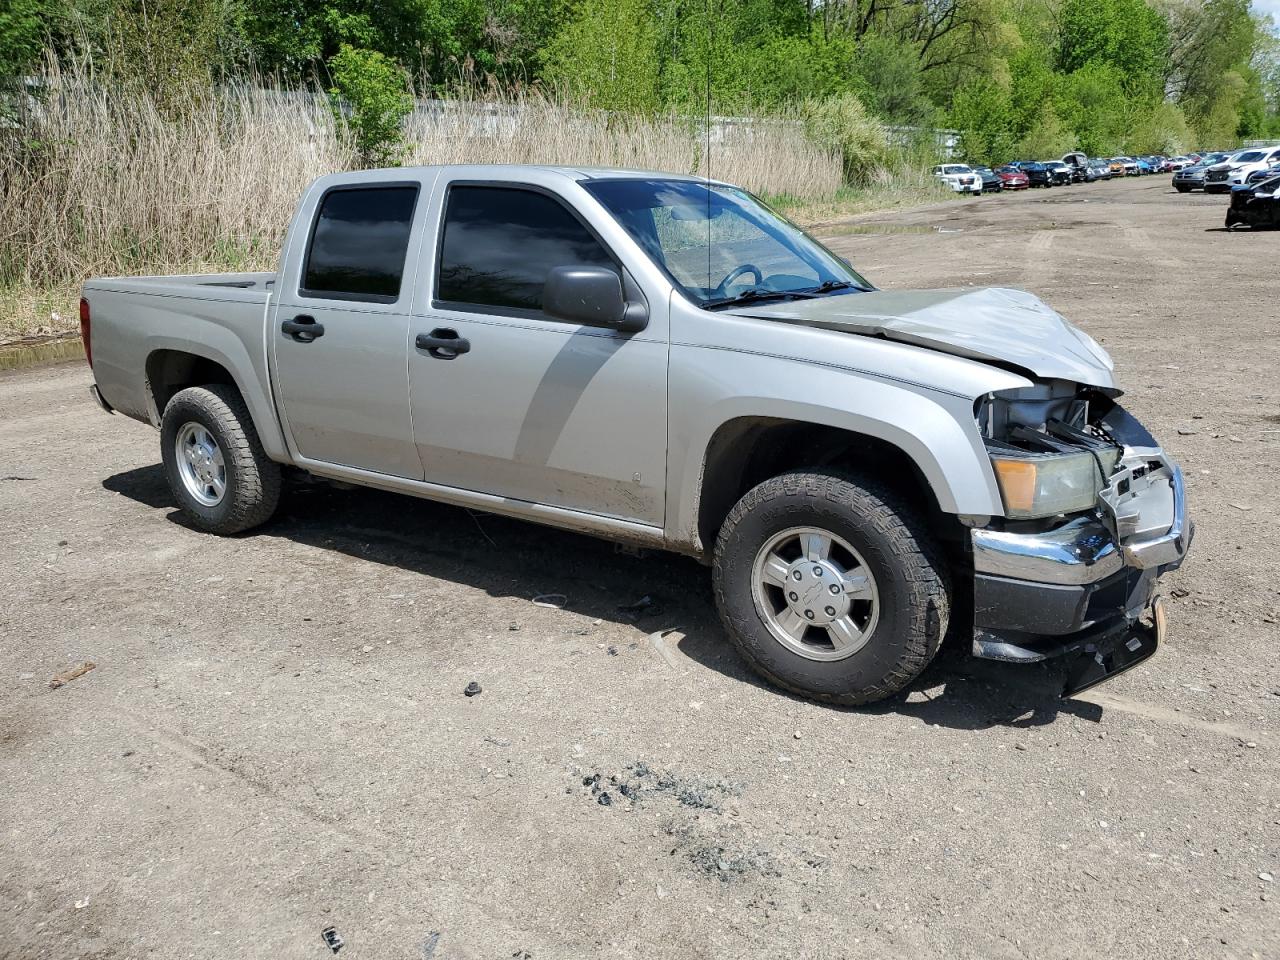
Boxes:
[162,384,280,534]
[712,470,949,706]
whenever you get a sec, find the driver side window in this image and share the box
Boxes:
[435,185,616,317]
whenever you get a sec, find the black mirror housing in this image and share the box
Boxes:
[543,266,646,332]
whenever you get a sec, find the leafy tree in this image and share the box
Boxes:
[103,0,239,106]
[541,0,660,112]
[951,76,1016,164]
[1058,0,1168,100]
[853,32,935,125]
[0,0,48,78]
[1054,62,1128,155]
[1019,100,1076,157]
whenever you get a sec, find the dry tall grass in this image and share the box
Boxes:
[1,63,838,291]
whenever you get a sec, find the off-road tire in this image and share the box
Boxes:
[712,472,950,706]
[160,384,281,534]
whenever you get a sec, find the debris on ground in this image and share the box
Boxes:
[576,762,740,813]
[617,594,664,619]
[464,681,482,697]
[49,661,95,689]
[664,823,782,884]
[320,926,344,953]
[531,593,567,609]
[421,930,441,958]
[647,628,683,669]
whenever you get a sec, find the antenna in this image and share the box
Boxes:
[705,0,712,293]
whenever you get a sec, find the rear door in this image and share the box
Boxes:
[271,180,427,479]
[406,179,668,526]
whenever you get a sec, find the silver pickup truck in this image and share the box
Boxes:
[81,164,1191,704]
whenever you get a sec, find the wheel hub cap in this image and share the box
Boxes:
[175,422,226,507]
[750,526,880,662]
[783,559,850,626]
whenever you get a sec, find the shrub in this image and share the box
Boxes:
[800,92,891,186]
[328,44,412,168]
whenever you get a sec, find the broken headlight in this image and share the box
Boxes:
[978,384,1123,519]
[989,448,1121,519]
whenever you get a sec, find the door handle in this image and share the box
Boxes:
[416,328,470,359]
[282,315,325,342]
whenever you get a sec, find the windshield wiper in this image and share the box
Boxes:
[702,288,818,309]
[805,279,857,295]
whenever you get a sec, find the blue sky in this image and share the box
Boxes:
[1256,0,1280,26]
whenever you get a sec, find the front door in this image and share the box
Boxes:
[271,183,424,479]
[408,183,668,527]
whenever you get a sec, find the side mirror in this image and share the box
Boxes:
[543,265,647,332]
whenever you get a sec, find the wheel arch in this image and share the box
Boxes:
[143,344,288,462]
[673,396,1003,559]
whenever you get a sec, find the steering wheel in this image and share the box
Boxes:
[715,263,763,295]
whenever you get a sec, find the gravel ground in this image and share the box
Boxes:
[1,175,1277,960]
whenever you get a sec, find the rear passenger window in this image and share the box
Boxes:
[436,185,616,313]
[301,185,418,303]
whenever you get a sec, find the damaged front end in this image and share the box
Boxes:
[968,383,1192,696]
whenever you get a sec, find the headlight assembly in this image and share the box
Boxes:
[989,448,1120,519]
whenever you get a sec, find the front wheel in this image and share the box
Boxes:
[713,472,950,705]
[160,384,281,535]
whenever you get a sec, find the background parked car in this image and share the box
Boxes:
[1044,160,1072,185]
[972,165,1004,192]
[1061,152,1089,181]
[1173,152,1229,192]
[1246,162,1280,185]
[995,165,1030,189]
[1204,147,1280,194]
[1012,160,1053,187]
[932,163,983,193]
[1089,159,1112,180]
[1226,175,1280,229]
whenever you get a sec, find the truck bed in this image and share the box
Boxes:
[82,272,286,460]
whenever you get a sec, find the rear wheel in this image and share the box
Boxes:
[1175,184,1190,193]
[160,384,281,534]
[713,472,950,705]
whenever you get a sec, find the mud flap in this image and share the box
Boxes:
[1060,597,1165,698]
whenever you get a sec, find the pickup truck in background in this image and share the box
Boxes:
[81,164,1192,704]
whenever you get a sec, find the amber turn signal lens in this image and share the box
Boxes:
[991,458,1038,514]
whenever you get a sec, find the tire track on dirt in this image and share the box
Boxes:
[1021,229,1056,290]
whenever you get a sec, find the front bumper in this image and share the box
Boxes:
[968,452,1192,695]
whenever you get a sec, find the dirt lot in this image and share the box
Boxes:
[2,175,1277,960]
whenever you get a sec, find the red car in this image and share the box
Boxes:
[995,166,1030,189]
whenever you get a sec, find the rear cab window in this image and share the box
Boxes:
[300,185,419,303]
[434,185,617,316]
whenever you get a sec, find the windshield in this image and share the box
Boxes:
[1235,151,1266,163]
[582,178,871,308]
[941,165,972,174]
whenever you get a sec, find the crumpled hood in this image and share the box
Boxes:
[727,287,1117,389]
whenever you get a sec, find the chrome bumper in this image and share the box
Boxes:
[969,452,1191,684]
[973,458,1191,588]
